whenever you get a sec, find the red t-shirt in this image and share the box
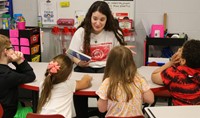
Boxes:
[161,66,200,105]
[90,43,111,61]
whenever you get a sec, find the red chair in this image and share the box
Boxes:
[106,115,144,118]
[0,104,4,118]
[147,62,172,106]
[26,113,64,118]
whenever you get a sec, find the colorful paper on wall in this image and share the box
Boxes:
[40,0,57,25]
[74,10,86,28]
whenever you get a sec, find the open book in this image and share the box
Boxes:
[66,49,91,61]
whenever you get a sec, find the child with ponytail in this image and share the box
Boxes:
[37,54,92,117]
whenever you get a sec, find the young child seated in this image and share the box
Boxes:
[151,39,200,105]
[37,54,92,117]
[0,34,36,118]
[96,46,154,117]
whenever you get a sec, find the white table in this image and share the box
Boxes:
[137,66,165,92]
[20,62,164,93]
[145,105,200,118]
[16,62,164,112]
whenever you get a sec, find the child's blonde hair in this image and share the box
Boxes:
[103,46,137,102]
[0,34,11,57]
[37,54,73,113]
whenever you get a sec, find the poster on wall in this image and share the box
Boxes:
[104,0,134,20]
[40,0,57,25]
[74,10,87,28]
[38,0,135,26]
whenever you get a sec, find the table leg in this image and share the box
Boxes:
[32,90,39,113]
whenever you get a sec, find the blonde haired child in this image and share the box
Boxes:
[0,34,35,118]
[96,46,154,117]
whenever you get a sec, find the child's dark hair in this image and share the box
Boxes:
[103,46,137,102]
[182,39,200,68]
[78,1,126,55]
[37,54,73,113]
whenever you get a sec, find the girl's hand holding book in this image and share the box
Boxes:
[77,60,90,67]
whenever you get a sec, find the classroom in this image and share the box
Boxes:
[0,0,200,118]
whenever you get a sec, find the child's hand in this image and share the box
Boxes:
[77,60,90,67]
[170,48,182,66]
[82,74,92,87]
[8,51,24,64]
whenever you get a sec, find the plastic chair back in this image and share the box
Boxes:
[26,113,64,118]
[0,104,3,118]
[106,115,144,118]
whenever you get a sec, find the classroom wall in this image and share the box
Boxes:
[12,0,38,26]
[134,0,200,67]
[10,0,200,67]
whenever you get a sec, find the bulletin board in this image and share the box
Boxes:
[38,0,135,27]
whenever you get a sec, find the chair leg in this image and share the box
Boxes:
[150,97,158,107]
[168,97,172,106]
[98,111,106,118]
[142,103,149,113]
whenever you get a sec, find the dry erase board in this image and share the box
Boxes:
[38,0,135,27]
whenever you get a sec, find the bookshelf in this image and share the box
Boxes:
[0,0,8,15]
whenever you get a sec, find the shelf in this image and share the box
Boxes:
[146,36,187,46]
[0,10,7,14]
[0,0,7,15]
[145,34,188,66]
[147,57,169,66]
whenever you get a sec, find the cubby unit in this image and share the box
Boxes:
[0,27,41,62]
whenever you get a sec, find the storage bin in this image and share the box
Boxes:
[20,38,29,46]
[31,55,40,62]
[30,34,39,44]
[19,27,40,37]
[31,45,40,55]
[10,38,19,45]
[21,46,30,55]
[14,46,19,51]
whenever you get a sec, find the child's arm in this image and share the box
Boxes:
[151,62,172,85]
[97,98,107,113]
[72,57,90,67]
[75,74,92,90]
[143,89,154,104]
[151,49,181,85]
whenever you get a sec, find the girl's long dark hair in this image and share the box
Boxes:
[78,1,126,55]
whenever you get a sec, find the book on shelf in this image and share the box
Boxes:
[66,48,91,61]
